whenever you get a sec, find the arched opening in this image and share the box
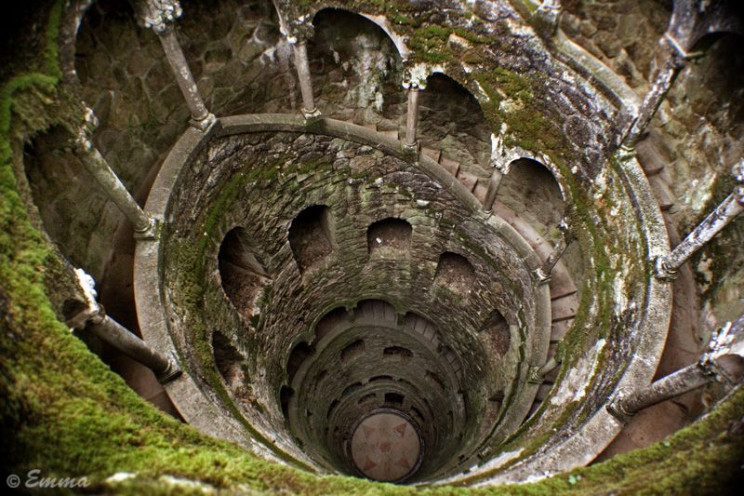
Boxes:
[367,217,412,255]
[288,205,334,272]
[309,8,404,124]
[212,330,247,391]
[218,227,270,325]
[497,158,566,231]
[479,310,510,358]
[341,339,366,363]
[287,341,314,383]
[419,72,491,177]
[434,252,476,293]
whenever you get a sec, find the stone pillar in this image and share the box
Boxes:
[403,81,423,150]
[290,38,321,121]
[608,363,711,419]
[88,311,181,383]
[73,106,157,240]
[608,314,744,420]
[68,269,181,384]
[623,35,689,146]
[535,220,572,283]
[482,168,504,212]
[655,162,744,281]
[134,0,215,131]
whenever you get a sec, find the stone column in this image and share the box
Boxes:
[68,269,181,384]
[290,38,321,121]
[134,0,215,131]
[403,81,423,151]
[535,220,572,283]
[623,35,689,146]
[88,311,181,383]
[482,169,504,212]
[655,162,744,281]
[608,363,711,419]
[608,314,744,420]
[73,107,157,240]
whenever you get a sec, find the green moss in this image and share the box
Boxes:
[472,68,570,157]
[408,25,454,63]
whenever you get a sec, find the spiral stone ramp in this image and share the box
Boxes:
[1,0,744,494]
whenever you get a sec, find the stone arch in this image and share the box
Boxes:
[218,227,270,325]
[419,72,491,170]
[434,252,476,293]
[308,8,404,122]
[367,217,412,255]
[288,204,334,272]
[498,157,566,230]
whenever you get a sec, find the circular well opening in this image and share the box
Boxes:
[349,410,423,482]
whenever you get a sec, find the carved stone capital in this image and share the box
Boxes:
[73,105,99,153]
[402,79,425,91]
[533,267,550,285]
[301,107,322,124]
[402,64,429,90]
[535,0,562,28]
[733,161,744,183]
[135,0,183,34]
[733,162,744,205]
[286,19,314,44]
[402,140,420,158]
[156,352,183,384]
[734,186,744,206]
[663,33,702,64]
[616,144,637,163]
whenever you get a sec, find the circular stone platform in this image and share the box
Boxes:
[350,412,422,482]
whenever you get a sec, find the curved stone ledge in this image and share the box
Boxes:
[134,112,668,483]
[440,150,672,486]
[135,113,553,475]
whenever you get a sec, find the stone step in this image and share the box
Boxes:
[440,156,460,176]
[551,296,578,322]
[457,170,479,192]
[649,175,676,212]
[473,179,488,204]
[379,129,399,140]
[551,290,578,301]
[535,383,553,402]
[422,147,441,163]
[543,362,560,384]
[635,135,669,177]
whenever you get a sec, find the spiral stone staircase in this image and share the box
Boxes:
[3,0,744,492]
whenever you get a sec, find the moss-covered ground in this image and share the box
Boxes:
[1,0,742,494]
